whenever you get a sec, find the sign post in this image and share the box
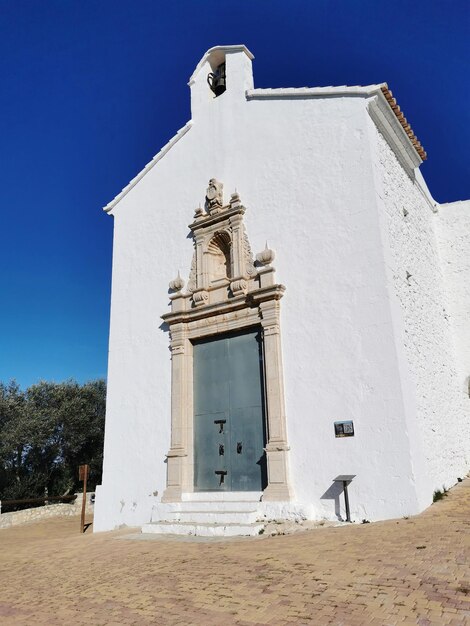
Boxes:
[333,475,356,523]
[78,464,89,534]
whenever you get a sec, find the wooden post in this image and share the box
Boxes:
[78,464,89,534]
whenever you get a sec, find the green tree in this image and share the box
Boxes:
[0,380,28,497]
[0,379,106,500]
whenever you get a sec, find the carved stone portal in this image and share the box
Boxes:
[161,181,292,503]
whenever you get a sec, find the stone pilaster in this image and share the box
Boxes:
[230,212,244,278]
[195,239,205,289]
[259,300,292,501]
[162,323,189,502]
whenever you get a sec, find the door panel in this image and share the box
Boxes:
[194,411,230,491]
[193,329,266,491]
[193,337,230,491]
[230,406,266,491]
[193,337,229,415]
[228,331,264,409]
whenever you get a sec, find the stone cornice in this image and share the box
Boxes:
[162,284,285,326]
[368,94,422,178]
[249,284,286,305]
[189,204,246,232]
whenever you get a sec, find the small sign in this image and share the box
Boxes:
[334,421,354,438]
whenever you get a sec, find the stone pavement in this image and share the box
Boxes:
[0,481,469,626]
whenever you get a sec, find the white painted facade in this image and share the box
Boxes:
[94,46,470,533]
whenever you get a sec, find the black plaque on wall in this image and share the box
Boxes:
[334,421,354,437]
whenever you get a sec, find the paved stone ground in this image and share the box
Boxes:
[0,481,469,626]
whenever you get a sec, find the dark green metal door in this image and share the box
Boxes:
[193,329,267,491]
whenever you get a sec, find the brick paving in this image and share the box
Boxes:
[0,480,469,625]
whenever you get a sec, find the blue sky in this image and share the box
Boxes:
[0,0,468,388]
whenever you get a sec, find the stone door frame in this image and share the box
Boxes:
[161,183,292,503]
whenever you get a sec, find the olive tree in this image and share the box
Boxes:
[0,379,106,500]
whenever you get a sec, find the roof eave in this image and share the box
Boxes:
[380,85,426,161]
[368,90,423,177]
[103,81,426,215]
[103,121,193,215]
[246,84,384,99]
[246,83,426,164]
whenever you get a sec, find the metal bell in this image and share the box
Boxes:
[207,63,226,96]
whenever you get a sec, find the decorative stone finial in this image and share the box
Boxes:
[194,205,204,218]
[256,242,275,266]
[169,272,185,292]
[229,191,241,208]
[205,178,223,214]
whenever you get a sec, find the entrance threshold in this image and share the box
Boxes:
[182,491,262,502]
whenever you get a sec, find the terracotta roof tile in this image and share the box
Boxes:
[381,84,427,160]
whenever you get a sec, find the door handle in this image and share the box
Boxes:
[214,419,226,433]
[215,470,227,485]
[237,442,243,454]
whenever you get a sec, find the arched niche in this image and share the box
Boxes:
[207,231,232,284]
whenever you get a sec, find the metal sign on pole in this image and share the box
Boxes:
[333,475,356,523]
[78,464,89,534]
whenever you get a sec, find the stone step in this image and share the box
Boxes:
[150,501,262,525]
[142,521,265,537]
[173,510,259,524]
[176,500,260,513]
[182,491,262,502]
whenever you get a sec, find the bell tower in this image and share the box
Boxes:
[188,45,254,119]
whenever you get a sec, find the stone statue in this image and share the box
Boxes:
[205,179,223,213]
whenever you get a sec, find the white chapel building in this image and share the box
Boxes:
[94,45,470,535]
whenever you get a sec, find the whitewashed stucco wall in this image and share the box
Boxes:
[437,200,470,395]
[370,129,469,497]
[94,48,466,531]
